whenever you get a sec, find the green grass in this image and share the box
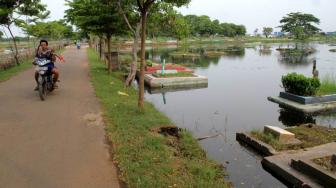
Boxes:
[203,51,227,57]
[0,60,33,82]
[250,130,286,151]
[312,156,335,172]
[152,72,195,78]
[317,74,336,96]
[251,124,336,151]
[286,125,336,148]
[87,48,230,188]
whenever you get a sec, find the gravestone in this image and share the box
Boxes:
[264,125,295,143]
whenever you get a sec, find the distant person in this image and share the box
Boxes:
[312,60,319,78]
[76,41,81,49]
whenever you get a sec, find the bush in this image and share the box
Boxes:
[282,73,320,96]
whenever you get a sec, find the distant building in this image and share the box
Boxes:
[273,32,285,37]
[325,32,336,36]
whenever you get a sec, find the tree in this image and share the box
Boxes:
[0,0,49,65]
[117,0,142,87]
[0,31,3,39]
[23,20,73,39]
[135,0,190,109]
[254,28,259,36]
[118,1,189,88]
[263,27,273,38]
[66,0,125,72]
[279,12,320,40]
[147,3,189,40]
[171,14,190,40]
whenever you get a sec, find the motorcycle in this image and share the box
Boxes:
[34,58,55,101]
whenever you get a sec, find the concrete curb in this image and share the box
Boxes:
[262,143,336,188]
[291,158,336,187]
[236,133,278,156]
[144,73,208,89]
[280,92,336,105]
[268,96,336,114]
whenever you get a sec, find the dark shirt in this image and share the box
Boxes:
[35,48,55,65]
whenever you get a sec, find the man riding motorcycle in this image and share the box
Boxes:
[33,40,60,90]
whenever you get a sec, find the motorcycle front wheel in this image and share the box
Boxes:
[38,82,47,101]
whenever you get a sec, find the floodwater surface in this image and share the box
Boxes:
[144,43,336,187]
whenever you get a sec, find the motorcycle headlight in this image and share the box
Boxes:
[39,70,46,74]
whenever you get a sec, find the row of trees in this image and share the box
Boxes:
[0,0,49,64]
[147,13,247,39]
[0,0,76,65]
[23,20,74,40]
[183,15,246,37]
[66,0,191,109]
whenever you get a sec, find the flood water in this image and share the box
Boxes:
[143,43,336,187]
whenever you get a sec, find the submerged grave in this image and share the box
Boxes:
[139,63,208,89]
[269,72,336,114]
[237,124,336,187]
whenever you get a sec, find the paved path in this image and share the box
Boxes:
[0,46,120,188]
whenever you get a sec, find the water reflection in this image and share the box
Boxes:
[258,45,272,56]
[145,45,245,68]
[145,84,208,105]
[278,109,316,127]
[277,45,316,66]
[146,83,208,95]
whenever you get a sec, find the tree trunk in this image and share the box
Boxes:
[88,35,92,48]
[138,11,147,109]
[99,37,103,59]
[125,23,141,87]
[107,35,112,73]
[7,25,19,65]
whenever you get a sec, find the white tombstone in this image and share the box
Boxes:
[264,125,295,143]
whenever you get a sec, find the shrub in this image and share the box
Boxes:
[282,73,320,96]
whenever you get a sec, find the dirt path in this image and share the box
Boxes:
[0,46,120,188]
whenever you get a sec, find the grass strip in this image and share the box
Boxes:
[0,59,33,82]
[87,48,230,188]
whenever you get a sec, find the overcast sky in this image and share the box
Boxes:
[179,0,336,33]
[7,0,336,36]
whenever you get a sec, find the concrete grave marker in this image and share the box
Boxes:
[264,125,295,143]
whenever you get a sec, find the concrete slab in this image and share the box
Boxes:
[264,125,295,143]
[262,142,336,188]
[291,158,336,187]
[268,96,336,114]
[236,133,278,156]
[144,73,208,89]
[146,83,208,94]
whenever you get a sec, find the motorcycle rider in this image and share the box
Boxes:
[34,40,60,90]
